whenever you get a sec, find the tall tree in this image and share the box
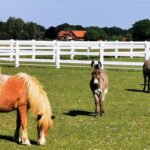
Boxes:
[85,27,107,41]
[132,19,150,41]
[6,17,25,39]
[45,26,57,40]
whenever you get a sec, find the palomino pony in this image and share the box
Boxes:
[143,59,150,92]
[90,61,109,116]
[0,72,53,145]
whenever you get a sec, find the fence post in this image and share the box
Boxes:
[145,41,150,60]
[87,41,90,59]
[130,41,133,58]
[10,39,14,59]
[115,40,118,59]
[15,40,20,67]
[55,41,60,68]
[32,39,35,60]
[53,40,56,61]
[70,40,74,60]
[99,41,104,69]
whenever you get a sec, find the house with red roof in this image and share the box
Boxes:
[58,30,86,41]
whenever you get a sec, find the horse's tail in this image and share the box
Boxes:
[16,72,53,129]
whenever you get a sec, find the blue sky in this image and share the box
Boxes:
[0,0,149,29]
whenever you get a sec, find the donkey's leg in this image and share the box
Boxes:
[94,94,99,115]
[99,92,106,116]
[18,105,31,145]
[14,110,21,143]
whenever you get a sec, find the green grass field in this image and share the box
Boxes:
[0,66,150,150]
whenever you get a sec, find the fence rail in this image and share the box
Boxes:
[0,40,149,68]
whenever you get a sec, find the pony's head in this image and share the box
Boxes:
[37,113,53,145]
[91,61,104,96]
[16,72,54,145]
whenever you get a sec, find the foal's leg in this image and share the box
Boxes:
[14,110,21,143]
[18,105,31,145]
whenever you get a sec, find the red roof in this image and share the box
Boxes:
[58,30,86,39]
[71,30,86,38]
[58,31,70,37]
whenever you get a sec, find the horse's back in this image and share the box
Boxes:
[0,74,27,112]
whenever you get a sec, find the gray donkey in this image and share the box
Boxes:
[90,61,109,116]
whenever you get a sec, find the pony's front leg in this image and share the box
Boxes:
[14,110,21,143]
[18,105,31,145]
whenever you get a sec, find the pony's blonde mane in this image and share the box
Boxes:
[16,72,53,129]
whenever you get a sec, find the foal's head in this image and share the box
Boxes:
[91,61,104,96]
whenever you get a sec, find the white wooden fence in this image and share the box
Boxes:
[0,40,150,68]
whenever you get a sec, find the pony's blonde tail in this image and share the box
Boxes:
[16,72,53,128]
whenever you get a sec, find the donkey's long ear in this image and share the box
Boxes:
[91,60,95,68]
[98,61,102,69]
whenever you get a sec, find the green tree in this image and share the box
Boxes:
[56,23,71,32]
[26,22,45,39]
[85,27,107,41]
[132,19,150,41]
[45,26,57,40]
[6,17,25,39]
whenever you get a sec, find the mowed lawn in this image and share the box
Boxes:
[0,66,150,150]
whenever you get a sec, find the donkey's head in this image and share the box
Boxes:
[91,61,104,96]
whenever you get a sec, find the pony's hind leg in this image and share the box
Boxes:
[18,105,31,145]
[14,110,21,143]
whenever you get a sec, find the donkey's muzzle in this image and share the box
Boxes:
[94,78,99,84]
[94,88,102,96]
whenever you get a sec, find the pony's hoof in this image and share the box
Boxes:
[22,139,31,145]
[38,139,46,145]
[13,137,21,144]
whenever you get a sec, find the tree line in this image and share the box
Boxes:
[0,17,150,41]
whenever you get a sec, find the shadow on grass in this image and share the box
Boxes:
[0,134,37,145]
[125,89,145,93]
[0,135,14,143]
[64,110,96,117]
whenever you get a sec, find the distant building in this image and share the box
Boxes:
[58,30,86,41]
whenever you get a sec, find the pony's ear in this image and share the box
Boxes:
[91,60,95,68]
[98,61,102,69]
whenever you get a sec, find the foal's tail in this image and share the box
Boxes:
[16,72,53,129]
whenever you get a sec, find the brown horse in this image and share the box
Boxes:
[90,61,109,116]
[143,59,150,92]
[0,72,53,145]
